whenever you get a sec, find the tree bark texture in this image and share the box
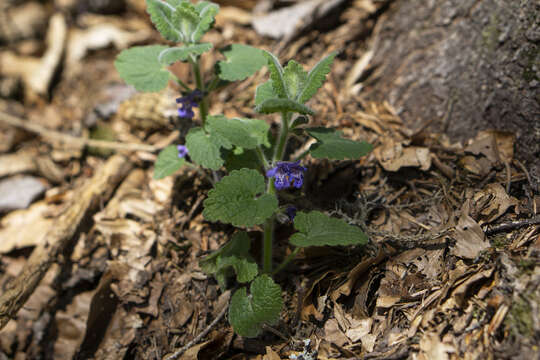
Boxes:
[364,0,539,187]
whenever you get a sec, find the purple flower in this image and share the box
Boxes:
[266,161,307,190]
[177,145,188,158]
[286,206,297,221]
[176,89,203,119]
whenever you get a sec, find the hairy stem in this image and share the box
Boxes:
[191,58,209,125]
[255,146,269,170]
[273,112,291,162]
[273,247,300,275]
[262,111,293,273]
[175,77,191,92]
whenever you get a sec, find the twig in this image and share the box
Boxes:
[513,159,535,193]
[484,216,540,236]
[165,301,229,360]
[503,160,512,194]
[0,110,159,152]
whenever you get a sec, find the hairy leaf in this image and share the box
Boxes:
[173,2,200,43]
[200,232,258,287]
[306,127,372,160]
[192,1,219,42]
[158,43,213,64]
[225,149,260,172]
[203,169,278,227]
[207,115,270,149]
[290,211,368,247]
[146,0,183,42]
[185,127,229,170]
[254,81,275,106]
[218,44,266,81]
[229,275,282,337]
[283,60,308,100]
[255,98,315,115]
[297,51,337,104]
[153,145,186,179]
[263,51,288,98]
[115,45,170,92]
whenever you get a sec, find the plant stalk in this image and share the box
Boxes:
[262,111,292,273]
[191,58,209,125]
[273,247,300,275]
[273,112,291,162]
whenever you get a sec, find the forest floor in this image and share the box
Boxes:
[0,1,538,359]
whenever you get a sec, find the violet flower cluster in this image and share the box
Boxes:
[177,145,188,158]
[176,90,203,119]
[266,161,307,190]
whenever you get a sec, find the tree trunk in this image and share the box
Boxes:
[364,0,539,188]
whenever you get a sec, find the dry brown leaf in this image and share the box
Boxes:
[323,318,348,347]
[459,155,492,176]
[333,246,389,299]
[464,130,515,164]
[374,138,432,172]
[0,200,56,253]
[452,209,489,259]
[417,332,455,360]
[345,317,372,343]
[263,346,281,360]
[472,183,518,224]
[179,340,211,360]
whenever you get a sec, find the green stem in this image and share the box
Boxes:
[175,77,191,92]
[262,112,293,274]
[206,75,221,93]
[263,216,274,273]
[273,112,291,162]
[273,247,300,275]
[185,162,214,185]
[255,146,269,170]
[190,58,209,125]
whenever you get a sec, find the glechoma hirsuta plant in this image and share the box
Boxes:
[115,0,372,337]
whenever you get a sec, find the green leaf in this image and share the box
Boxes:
[158,43,213,64]
[146,0,183,42]
[290,211,368,247]
[153,145,186,179]
[218,44,267,81]
[185,127,229,170]
[200,232,258,287]
[306,127,373,160]
[192,1,219,42]
[115,45,170,92]
[297,51,337,104]
[173,2,200,43]
[255,98,315,115]
[207,115,270,149]
[254,81,276,106]
[229,275,282,337]
[203,169,278,227]
[224,149,260,172]
[263,51,288,98]
[283,60,308,100]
